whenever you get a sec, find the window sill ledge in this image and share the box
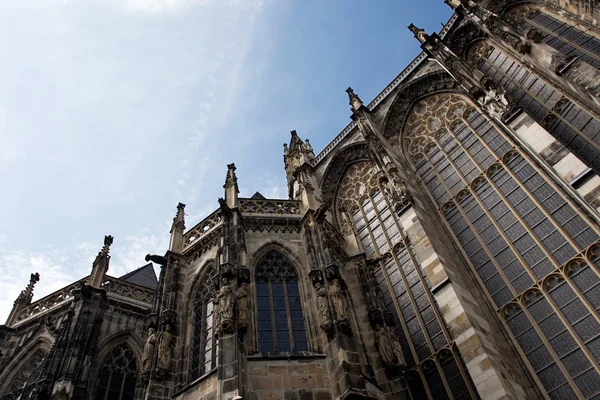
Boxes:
[172,368,217,398]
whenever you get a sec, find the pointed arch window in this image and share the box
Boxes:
[335,161,478,400]
[2,348,47,399]
[405,93,600,398]
[255,250,307,353]
[190,267,217,381]
[93,344,137,400]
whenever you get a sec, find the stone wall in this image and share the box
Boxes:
[246,357,332,400]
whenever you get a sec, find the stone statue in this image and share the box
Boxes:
[156,324,173,371]
[375,324,406,366]
[212,297,221,335]
[481,86,509,120]
[315,283,332,329]
[237,282,249,326]
[141,327,156,372]
[218,278,234,333]
[329,279,348,321]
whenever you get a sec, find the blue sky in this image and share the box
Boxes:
[0,0,452,321]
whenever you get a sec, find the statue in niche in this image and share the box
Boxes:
[212,297,221,336]
[218,278,235,333]
[315,283,332,330]
[329,279,348,321]
[237,282,249,327]
[141,327,156,372]
[156,324,173,371]
[375,324,406,367]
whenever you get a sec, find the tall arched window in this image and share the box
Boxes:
[468,40,600,175]
[255,250,307,353]
[189,266,216,381]
[2,348,47,399]
[336,161,478,400]
[405,92,600,399]
[93,344,137,400]
[507,6,600,68]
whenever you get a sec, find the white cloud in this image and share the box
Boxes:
[124,0,213,13]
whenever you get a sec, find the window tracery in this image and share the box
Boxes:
[190,264,217,381]
[2,349,47,399]
[255,250,307,353]
[335,161,478,399]
[92,344,137,400]
[407,92,600,399]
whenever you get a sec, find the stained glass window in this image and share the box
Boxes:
[93,344,137,400]
[255,250,307,353]
[2,349,47,399]
[335,161,478,399]
[407,92,600,399]
[190,265,216,381]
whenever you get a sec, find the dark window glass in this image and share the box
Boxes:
[255,250,307,353]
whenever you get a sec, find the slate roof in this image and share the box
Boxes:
[118,263,158,289]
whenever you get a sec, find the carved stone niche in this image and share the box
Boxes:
[237,267,250,285]
[308,269,324,286]
[368,309,384,328]
[325,263,341,283]
[146,313,158,330]
[160,309,177,329]
[219,262,235,279]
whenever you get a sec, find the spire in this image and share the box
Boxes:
[408,23,429,44]
[346,87,365,112]
[224,163,239,208]
[169,202,186,253]
[89,235,113,288]
[16,272,40,305]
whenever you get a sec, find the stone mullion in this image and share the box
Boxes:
[404,238,453,345]
[382,186,454,345]
[450,117,548,281]
[498,305,554,399]
[482,172,561,277]
[377,258,421,369]
[501,156,581,251]
[268,280,278,352]
[369,190,397,254]
[358,201,381,258]
[453,196,520,301]
[449,346,479,400]
[458,115,562,268]
[389,245,437,357]
[519,297,586,399]
[482,54,600,153]
[433,359,456,400]
[568,258,600,321]
[282,280,296,352]
[421,149,519,301]
[542,280,600,378]
[464,105,600,251]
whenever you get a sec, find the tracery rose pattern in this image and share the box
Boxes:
[403,94,469,165]
[336,162,377,215]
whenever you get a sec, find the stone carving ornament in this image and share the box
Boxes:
[329,279,348,321]
[141,327,156,372]
[237,282,249,327]
[315,282,332,330]
[218,278,235,334]
[375,324,406,367]
[157,324,173,371]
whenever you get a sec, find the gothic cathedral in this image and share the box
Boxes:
[3,1,600,399]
